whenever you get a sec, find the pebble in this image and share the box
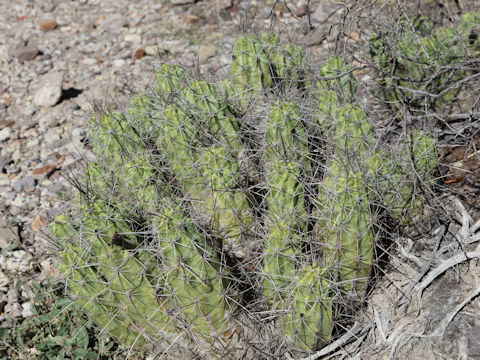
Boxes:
[37,18,57,31]
[33,71,64,107]
[2,251,34,273]
[21,302,34,317]
[13,42,40,61]
[13,175,36,192]
[132,48,145,59]
[198,44,216,61]
[0,271,9,287]
[44,128,61,145]
[113,59,126,67]
[5,302,22,318]
[0,127,11,142]
[171,0,196,5]
[0,218,18,250]
[124,34,141,43]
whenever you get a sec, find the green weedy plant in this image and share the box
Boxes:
[0,278,145,360]
[369,12,480,117]
[50,32,437,358]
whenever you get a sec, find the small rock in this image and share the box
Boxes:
[37,18,57,31]
[3,96,10,108]
[13,42,40,61]
[0,127,11,142]
[6,288,18,303]
[171,0,195,4]
[44,128,60,145]
[113,59,126,67]
[0,155,13,170]
[21,302,34,318]
[312,3,328,22]
[8,206,21,216]
[132,48,145,60]
[0,218,18,249]
[296,4,307,17]
[198,44,216,61]
[98,14,128,31]
[23,106,37,117]
[5,251,33,273]
[10,195,24,208]
[0,271,8,287]
[124,34,141,43]
[31,216,46,232]
[33,71,63,107]
[144,45,159,56]
[5,302,22,318]
[181,14,199,24]
[13,175,36,192]
[32,164,56,176]
[216,0,233,9]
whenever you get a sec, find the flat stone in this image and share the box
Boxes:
[0,155,12,170]
[124,34,141,43]
[113,59,126,67]
[37,18,57,31]
[98,14,128,31]
[0,218,18,250]
[171,0,195,4]
[13,42,40,61]
[198,44,216,61]
[5,251,33,273]
[5,302,22,318]
[144,45,159,56]
[0,271,8,287]
[13,175,36,192]
[34,71,63,107]
[44,128,60,145]
[21,302,34,318]
[0,127,11,142]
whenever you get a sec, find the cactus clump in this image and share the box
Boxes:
[51,32,437,357]
[369,12,480,116]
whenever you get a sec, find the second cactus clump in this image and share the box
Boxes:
[370,12,480,116]
[51,32,437,358]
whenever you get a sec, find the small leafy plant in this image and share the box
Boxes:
[0,277,146,359]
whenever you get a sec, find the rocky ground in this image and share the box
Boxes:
[0,0,337,340]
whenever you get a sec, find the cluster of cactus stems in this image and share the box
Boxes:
[369,11,480,114]
[50,32,437,357]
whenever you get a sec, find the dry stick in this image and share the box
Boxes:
[439,285,480,337]
[416,251,480,314]
[289,322,364,360]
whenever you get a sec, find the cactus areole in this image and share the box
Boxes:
[50,32,437,357]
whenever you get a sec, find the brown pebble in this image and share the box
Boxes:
[296,5,307,17]
[37,18,57,31]
[132,48,145,60]
[32,164,56,176]
[3,96,10,108]
[31,216,46,232]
